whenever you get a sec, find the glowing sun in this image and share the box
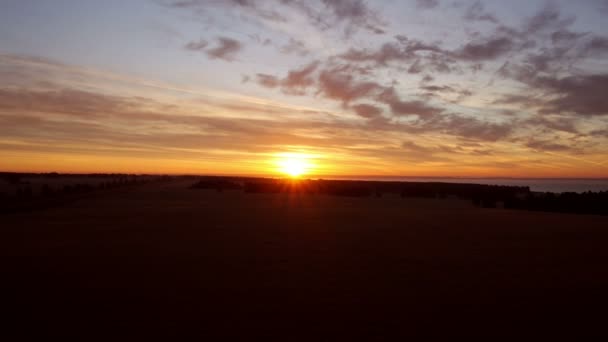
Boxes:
[277,154,312,177]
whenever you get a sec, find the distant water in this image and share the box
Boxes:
[326,177,608,193]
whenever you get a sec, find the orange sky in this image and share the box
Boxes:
[1,1,608,178]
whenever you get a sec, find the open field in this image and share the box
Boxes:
[3,179,608,340]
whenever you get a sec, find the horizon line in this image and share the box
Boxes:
[2,171,608,181]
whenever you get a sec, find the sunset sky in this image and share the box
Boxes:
[1,0,608,177]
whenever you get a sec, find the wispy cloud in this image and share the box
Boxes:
[185,36,243,61]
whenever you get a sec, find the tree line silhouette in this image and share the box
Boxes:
[189,176,608,215]
[0,172,174,214]
[2,173,605,216]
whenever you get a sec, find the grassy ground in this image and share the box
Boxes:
[2,180,608,340]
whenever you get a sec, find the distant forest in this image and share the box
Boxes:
[191,176,608,216]
[0,172,173,214]
[1,173,606,216]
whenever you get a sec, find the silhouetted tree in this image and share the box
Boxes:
[41,184,54,197]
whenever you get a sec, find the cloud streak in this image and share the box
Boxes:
[185,36,243,61]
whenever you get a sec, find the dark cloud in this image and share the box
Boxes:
[282,61,320,94]
[388,100,441,117]
[402,140,433,153]
[255,73,280,88]
[399,140,455,161]
[534,74,608,116]
[601,0,608,13]
[320,0,386,35]
[421,75,434,83]
[401,140,490,158]
[524,3,574,36]
[439,115,513,142]
[454,4,585,77]
[249,34,272,46]
[206,37,243,61]
[339,42,413,66]
[525,116,579,134]
[380,113,515,142]
[340,31,520,72]
[590,128,608,138]
[184,39,208,50]
[170,0,287,22]
[420,85,455,93]
[254,60,497,138]
[184,36,243,61]
[419,84,473,102]
[169,0,386,36]
[551,30,587,46]
[253,61,319,95]
[351,103,383,118]
[280,38,309,56]
[376,87,443,118]
[463,1,498,24]
[455,37,513,61]
[521,49,568,75]
[424,52,456,73]
[173,0,257,8]
[495,29,608,87]
[318,68,385,104]
[407,59,423,74]
[491,92,542,107]
[416,0,439,10]
[494,72,608,135]
[526,139,572,152]
[324,62,375,76]
[339,38,455,73]
[586,36,608,57]
[341,37,446,65]
[254,61,445,121]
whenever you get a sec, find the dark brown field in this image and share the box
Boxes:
[3,180,608,340]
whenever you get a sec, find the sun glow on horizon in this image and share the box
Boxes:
[276,153,314,178]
